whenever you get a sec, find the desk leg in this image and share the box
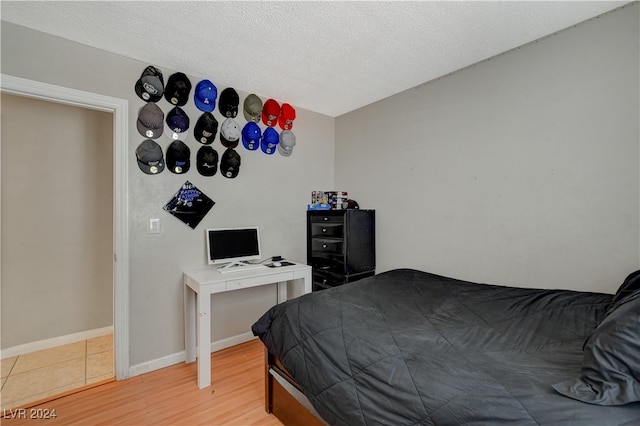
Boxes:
[277,281,287,303]
[184,285,196,364]
[303,269,312,294]
[197,292,211,389]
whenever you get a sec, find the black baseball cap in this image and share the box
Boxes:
[197,145,219,176]
[164,72,192,106]
[219,87,239,118]
[135,66,164,102]
[166,140,191,174]
[220,148,241,178]
[194,112,218,145]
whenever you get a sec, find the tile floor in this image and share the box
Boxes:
[0,334,114,410]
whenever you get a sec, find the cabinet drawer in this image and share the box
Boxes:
[309,214,344,223]
[310,223,343,238]
[311,238,343,254]
[313,270,347,289]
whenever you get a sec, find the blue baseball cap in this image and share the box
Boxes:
[194,80,217,112]
[164,106,190,141]
[261,127,279,155]
[242,122,261,151]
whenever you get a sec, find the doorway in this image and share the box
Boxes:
[0,76,129,406]
[1,93,114,409]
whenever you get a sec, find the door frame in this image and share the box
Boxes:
[1,74,130,380]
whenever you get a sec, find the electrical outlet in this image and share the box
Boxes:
[149,218,161,234]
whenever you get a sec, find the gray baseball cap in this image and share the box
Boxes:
[278,130,296,157]
[243,94,263,123]
[136,139,165,174]
[137,102,164,139]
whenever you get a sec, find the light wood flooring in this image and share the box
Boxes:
[1,339,283,426]
[1,335,114,411]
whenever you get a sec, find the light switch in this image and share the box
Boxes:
[149,218,161,234]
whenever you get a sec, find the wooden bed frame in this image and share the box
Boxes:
[264,348,327,426]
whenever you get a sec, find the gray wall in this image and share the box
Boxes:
[336,3,639,293]
[2,2,638,369]
[1,22,335,365]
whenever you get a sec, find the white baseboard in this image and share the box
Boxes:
[1,326,114,359]
[128,332,257,378]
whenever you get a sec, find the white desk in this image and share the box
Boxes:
[184,262,312,389]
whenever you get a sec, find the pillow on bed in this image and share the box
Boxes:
[552,272,640,405]
[607,269,640,314]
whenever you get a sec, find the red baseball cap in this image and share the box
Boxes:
[262,99,280,127]
[278,103,296,130]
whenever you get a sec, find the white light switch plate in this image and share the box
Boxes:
[149,218,161,234]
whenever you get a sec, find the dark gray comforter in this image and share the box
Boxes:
[252,268,640,425]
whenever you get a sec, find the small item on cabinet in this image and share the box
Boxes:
[342,199,360,209]
[307,203,331,210]
[311,191,349,209]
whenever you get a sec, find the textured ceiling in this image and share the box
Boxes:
[1,1,628,117]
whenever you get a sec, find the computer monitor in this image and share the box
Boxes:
[206,227,261,266]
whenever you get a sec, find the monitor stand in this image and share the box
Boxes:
[216,261,265,274]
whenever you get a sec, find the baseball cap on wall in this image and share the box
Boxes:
[220,148,241,178]
[278,130,296,157]
[219,88,240,118]
[278,103,296,130]
[164,106,190,141]
[136,139,165,174]
[194,79,217,112]
[262,99,280,127]
[166,140,191,174]
[194,112,218,145]
[220,118,241,148]
[164,72,192,106]
[197,145,219,176]
[241,122,261,151]
[135,66,164,102]
[243,94,263,123]
[261,127,279,155]
[137,102,164,139]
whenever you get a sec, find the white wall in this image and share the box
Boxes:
[1,22,335,366]
[336,3,639,293]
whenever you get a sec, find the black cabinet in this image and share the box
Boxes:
[307,210,375,291]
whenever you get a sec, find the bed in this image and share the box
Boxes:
[251,268,640,425]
